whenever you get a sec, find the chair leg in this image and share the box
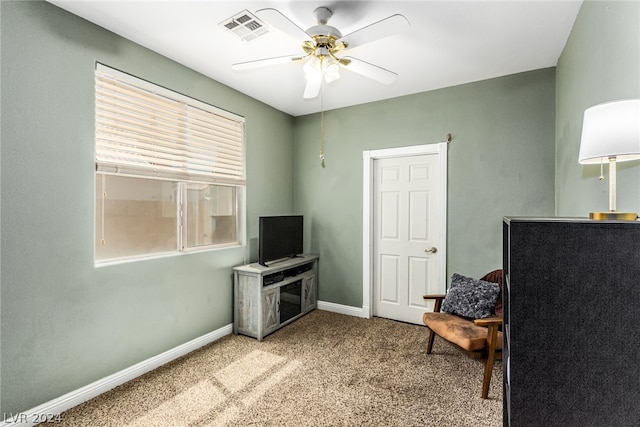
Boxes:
[425,299,442,355]
[426,329,436,354]
[481,323,499,399]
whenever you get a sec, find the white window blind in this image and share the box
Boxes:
[95,64,245,185]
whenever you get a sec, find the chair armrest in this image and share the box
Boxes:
[423,294,446,312]
[473,317,503,327]
[422,294,446,300]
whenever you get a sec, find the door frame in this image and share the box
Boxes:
[362,143,448,319]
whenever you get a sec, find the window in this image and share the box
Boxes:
[185,183,239,248]
[95,64,245,264]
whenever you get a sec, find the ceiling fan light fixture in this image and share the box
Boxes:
[303,55,323,83]
[303,55,341,85]
[322,57,340,83]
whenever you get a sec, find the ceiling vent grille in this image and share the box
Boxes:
[220,10,269,42]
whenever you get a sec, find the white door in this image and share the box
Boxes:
[372,152,446,324]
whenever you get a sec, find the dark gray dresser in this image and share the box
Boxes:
[503,217,640,427]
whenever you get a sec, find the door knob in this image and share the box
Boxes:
[425,247,438,254]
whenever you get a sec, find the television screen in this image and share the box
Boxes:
[259,215,303,266]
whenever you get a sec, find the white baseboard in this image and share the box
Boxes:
[317,300,368,318]
[3,324,233,427]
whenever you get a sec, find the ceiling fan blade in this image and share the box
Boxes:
[232,54,303,71]
[341,57,398,85]
[303,79,322,99]
[338,14,410,49]
[255,8,314,44]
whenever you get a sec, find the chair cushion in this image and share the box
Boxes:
[422,312,503,352]
[441,273,500,319]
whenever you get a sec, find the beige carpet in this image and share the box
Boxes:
[52,310,502,426]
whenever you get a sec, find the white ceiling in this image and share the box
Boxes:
[48,1,583,117]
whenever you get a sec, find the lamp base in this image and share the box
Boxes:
[589,211,638,221]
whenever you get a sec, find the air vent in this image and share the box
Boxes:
[220,10,269,42]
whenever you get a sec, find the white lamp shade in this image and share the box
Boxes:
[303,55,322,84]
[578,99,640,164]
[322,57,340,84]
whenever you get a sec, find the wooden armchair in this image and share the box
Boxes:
[422,270,503,399]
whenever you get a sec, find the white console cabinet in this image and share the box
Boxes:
[233,255,318,341]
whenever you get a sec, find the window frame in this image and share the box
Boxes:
[94,64,246,266]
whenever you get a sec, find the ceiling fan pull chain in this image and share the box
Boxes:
[320,83,326,168]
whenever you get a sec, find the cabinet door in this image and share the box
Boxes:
[302,274,316,313]
[263,288,279,334]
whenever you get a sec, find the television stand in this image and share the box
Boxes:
[233,254,318,341]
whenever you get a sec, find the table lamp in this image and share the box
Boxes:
[578,99,640,220]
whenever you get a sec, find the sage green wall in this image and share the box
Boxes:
[294,69,556,307]
[0,1,294,415]
[556,0,640,216]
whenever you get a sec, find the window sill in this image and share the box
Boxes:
[95,243,242,268]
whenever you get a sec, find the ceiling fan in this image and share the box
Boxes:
[232,6,410,99]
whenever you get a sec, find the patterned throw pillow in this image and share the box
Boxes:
[441,273,500,319]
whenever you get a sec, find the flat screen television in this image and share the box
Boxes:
[258,215,303,266]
